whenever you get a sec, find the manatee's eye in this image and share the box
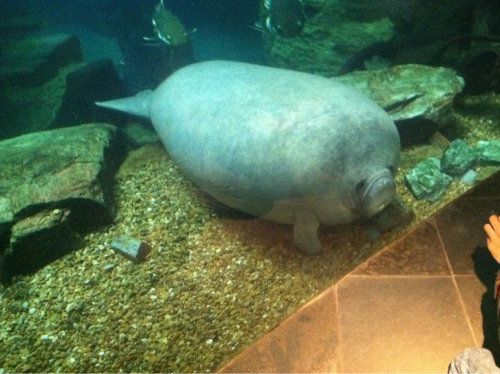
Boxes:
[387,165,395,175]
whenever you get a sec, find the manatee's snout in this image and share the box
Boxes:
[361,169,396,217]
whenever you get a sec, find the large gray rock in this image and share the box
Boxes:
[0,33,82,86]
[0,33,127,140]
[53,59,127,128]
[334,64,465,125]
[0,123,127,283]
[0,14,42,36]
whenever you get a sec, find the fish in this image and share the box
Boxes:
[147,0,189,47]
[263,0,306,37]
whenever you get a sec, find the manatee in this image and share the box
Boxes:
[96,60,400,255]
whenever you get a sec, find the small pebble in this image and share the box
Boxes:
[103,264,115,272]
[111,235,152,263]
[65,303,77,313]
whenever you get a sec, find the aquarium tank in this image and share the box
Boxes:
[0,0,500,372]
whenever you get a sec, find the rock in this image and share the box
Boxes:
[477,140,500,165]
[404,138,500,201]
[383,1,499,94]
[0,63,81,139]
[460,169,477,184]
[111,236,152,263]
[0,15,42,36]
[53,59,127,128]
[263,1,496,95]
[371,196,414,233]
[0,31,127,140]
[4,208,84,281]
[121,123,160,146]
[333,64,465,125]
[0,123,127,283]
[440,139,479,177]
[262,1,395,76]
[404,157,453,202]
[428,131,451,151]
[448,347,500,374]
[0,33,82,87]
[0,58,127,140]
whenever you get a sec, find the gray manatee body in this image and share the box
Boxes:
[96,60,400,255]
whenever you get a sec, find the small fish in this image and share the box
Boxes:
[263,0,306,37]
[149,0,189,46]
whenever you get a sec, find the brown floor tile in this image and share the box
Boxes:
[434,198,500,274]
[218,287,339,373]
[455,275,488,345]
[455,273,500,361]
[337,276,475,373]
[353,220,450,276]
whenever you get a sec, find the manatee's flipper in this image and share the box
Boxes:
[95,90,154,119]
[293,209,323,255]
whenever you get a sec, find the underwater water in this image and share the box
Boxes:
[1,0,500,372]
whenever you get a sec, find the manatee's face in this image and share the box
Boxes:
[355,168,396,217]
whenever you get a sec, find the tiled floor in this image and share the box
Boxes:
[218,172,500,373]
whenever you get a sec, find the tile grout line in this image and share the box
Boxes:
[332,222,427,373]
[333,283,343,373]
[334,223,421,286]
[433,217,479,347]
[333,212,481,371]
[346,273,456,279]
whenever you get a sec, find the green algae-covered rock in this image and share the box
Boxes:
[0,31,127,140]
[0,124,123,220]
[261,1,395,76]
[477,140,500,165]
[0,58,126,140]
[440,139,479,176]
[404,157,453,202]
[0,123,127,283]
[0,34,82,86]
[334,64,464,124]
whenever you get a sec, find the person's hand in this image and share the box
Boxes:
[484,214,500,263]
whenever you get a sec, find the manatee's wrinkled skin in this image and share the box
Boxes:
[97,60,400,255]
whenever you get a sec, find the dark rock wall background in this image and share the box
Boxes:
[260,0,500,93]
[1,0,264,92]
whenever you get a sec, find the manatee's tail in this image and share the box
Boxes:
[95,90,154,119]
